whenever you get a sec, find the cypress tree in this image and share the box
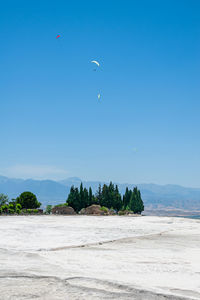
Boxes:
[83,187,89,207]
[95,184,102,205]
[129,187,144,214]
[123,187,132,209]
[79,183,84,208]
[113,185,122,211]
[107,182,115,208]
[129,190,137,213]
[67,186,81,212]
[101,184,109,207]
[88,187,94,206]
[138,189,144,213]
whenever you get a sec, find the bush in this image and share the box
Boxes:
[100,206,109,213]
[54,203,68,208]
[109,208,116,215]
[9,203,14,210]
[118,209,133,216]
[16,203,22,210]
[16,208,21,214]
[118,210,126,216]
[1,204,9,214]
[0,201,22,215]
[26,209,38,214]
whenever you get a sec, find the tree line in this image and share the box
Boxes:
[67,182,144,213]
[0,183,144,214]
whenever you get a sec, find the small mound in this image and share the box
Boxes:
[52,206,76,215]
[80,205,105,215]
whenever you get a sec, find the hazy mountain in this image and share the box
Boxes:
[0,176,70,207]
[0,175,200,210]
[59,179,200,210]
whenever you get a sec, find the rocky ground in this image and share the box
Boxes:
[0,215,200,299]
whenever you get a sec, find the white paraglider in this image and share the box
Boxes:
[98,93,101,100]
[91,60,100,67]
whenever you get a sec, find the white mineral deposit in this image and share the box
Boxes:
[0,216,200,299]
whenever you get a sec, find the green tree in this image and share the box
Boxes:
[129,187,144,214]
[67,185,75,207]
[83,187,89,207]
[79,183,84,208]
[67,186,81,212]
[113,185,122,211]
[100,182,121,210]
[101,184,110,207]
[16,192,41,209]
[97,182,122,210]
[79,183,89,209]
[95,184,102,205]
[137,189,144,213]
[46,205,52,214]
[88,187,94,206]
[123,188,132,209]
[0,194,9,207]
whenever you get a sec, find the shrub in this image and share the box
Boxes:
[0,202,22,214]
[45,205,52,214]
[54,203,68,208]
[9,203,14,209]
[118,209,133,216]
[100,206,109,213]
[109,208,116,215]
[118,210,126,216]
[16,203,22,210]
[1,204,9,214]
[22,208,39,214]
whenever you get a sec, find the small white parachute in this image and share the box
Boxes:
[91,60,100,67]
[98,93,101,100]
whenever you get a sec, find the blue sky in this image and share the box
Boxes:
[0,0,200,187]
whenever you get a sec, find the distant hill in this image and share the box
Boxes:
[0,175,200,210]
[0,176,70,207]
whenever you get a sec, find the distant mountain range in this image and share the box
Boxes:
[0,175,200,210]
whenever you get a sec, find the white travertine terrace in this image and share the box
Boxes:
[0,215,200,299]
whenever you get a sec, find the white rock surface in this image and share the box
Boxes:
[0,215,200,299]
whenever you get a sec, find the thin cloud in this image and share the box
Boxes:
[1,164,68,180]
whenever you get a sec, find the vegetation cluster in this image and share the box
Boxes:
[0,183,144,215]
[0,192,41,215]
[67,182,144,214]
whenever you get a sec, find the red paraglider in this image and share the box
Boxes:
[56,35,60,39]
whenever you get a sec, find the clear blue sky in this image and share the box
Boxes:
[1,0,200,187]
